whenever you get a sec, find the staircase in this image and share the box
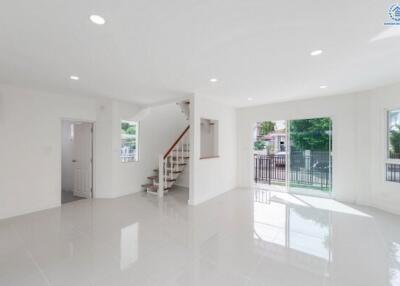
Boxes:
[142,125,190,196]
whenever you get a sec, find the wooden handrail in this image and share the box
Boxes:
[164,126,190,159]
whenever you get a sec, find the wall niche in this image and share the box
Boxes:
[200,118,219,159]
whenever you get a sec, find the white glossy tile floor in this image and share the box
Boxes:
[1,188,400,286]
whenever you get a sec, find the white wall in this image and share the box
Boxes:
[237,82,400,214]
[0,85,106,219]
[61,121,74,192]
[189,95,237,205]
[175,166,189,188]
[0,85,188,219]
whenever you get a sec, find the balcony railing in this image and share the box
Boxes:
[386,163,400,183]
[254,151,332,190]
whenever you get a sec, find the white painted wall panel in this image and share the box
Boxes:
[189,95,237,205]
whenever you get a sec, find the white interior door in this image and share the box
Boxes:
[72,122,93,198]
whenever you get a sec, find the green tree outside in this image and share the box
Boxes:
[254,140,266,151]
[390,124,400,159]
[290,118,331,151]
[259,121,276,135]
[121,122,136,135]
[126,126,136,135]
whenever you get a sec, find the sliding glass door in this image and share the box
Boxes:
[288,118,332,195]
[253,117,332,196]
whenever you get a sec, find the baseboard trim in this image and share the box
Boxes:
[0,202,61,221]
[189,188,235,206]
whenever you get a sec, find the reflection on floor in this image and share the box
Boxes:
[1,187,400,285]
[61,190,86,204]
[254,182,331,198]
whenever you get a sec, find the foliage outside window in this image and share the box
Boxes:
[259,121,276,136]
[289,118,332,151]
[254,121,285,154]
[121,121,138,162]
[386,109,400,183]
[254,140,266,151]
[388,109,400,160]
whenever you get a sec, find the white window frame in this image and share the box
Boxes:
[385,108,400,183]
[120,120,139,163]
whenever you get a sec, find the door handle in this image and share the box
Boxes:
[72,160,77,163]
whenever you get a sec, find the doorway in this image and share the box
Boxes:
[61,120,94,204]
[253,117,332,197]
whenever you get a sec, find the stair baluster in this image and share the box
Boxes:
[143,126,190,196]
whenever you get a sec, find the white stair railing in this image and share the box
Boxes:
[157,126,190,197]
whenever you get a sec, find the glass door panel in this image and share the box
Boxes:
[253,120,287,191]
[288,118,332,196]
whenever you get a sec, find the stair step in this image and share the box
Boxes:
[169,156,190,159]
[168,161,189,165]
[165,166,183,170]
[154,168,183,174]
[168,161,188,165]
[156,164,186,169]
[162,163,186,168]
[141,183,154,188]
[148,176,177,183]
[154,179,177,183]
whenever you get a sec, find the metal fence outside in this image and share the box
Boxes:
[254,151,332,190]
[386,163,400,183]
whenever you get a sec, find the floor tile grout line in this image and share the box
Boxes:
[11,223,53,286]
[25,250,53,286]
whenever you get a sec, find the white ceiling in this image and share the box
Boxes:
[1,0,400,107]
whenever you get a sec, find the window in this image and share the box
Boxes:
[386,109,400,183]
[388,109,400,159]
[121,121,139,162]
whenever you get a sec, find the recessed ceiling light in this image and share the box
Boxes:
[320,85,327,89]
[247,97,253,101]
[90,15,106,25]
[70,75,80,81]
[209,78,218,83]
[310,50,323,56]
